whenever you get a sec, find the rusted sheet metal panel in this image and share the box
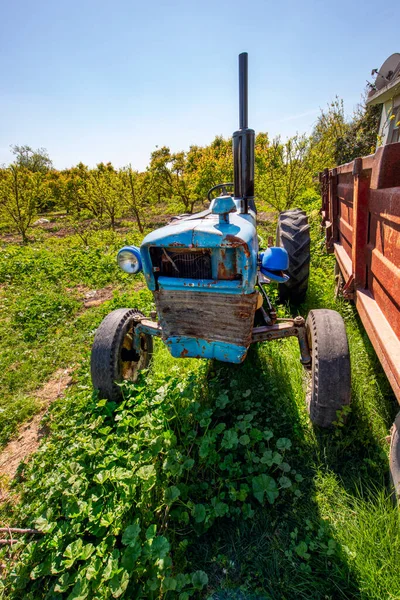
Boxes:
[367,183,400,339]
[370,144,400,190]
[154,289,258,347]
[321,168,329,226]
[337,174,355,261]
[329,168,339,248]
[334,243,352,282]
[367,248,400,339]
[368,188,400,267]
[336,160,355,175]
[356,289,400,403]
[351,159,371,288]
[361,154,375,171]
[369,187,400,222]
[321,141,400,404]
[337,181,355,206]
[338,217,353,248]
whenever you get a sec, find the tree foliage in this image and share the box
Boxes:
[0,166,47,243]
[0,98,382,240]
[10,145,53,173]
[256,133,319,212]
[311,93,380,168]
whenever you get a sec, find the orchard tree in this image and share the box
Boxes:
[120,167,153,233]
[186,138,233,205]
[86,163,122,229]
[256,133,318,211]
[310,98,348,169]
[149,146,174,203]
[149,146,196,213]
[61,163,90,216]
[334,96,380,164]
[149,138,233,214]
[0,166,47,243]
[10,145,53,173]
[310,93,380,169]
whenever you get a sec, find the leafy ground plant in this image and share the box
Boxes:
[0,230,149,448]
[1,364,304,599]
[1,200,400,599]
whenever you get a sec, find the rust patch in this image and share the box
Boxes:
[225,234,243,247]
[225,235,251,258]
[242,244,251,259]
[235,310,250,319]
[218,261,231,279]
[155,290,258,347]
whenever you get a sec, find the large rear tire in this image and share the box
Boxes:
[91,308,153,401]
[306,309,351,427]
[276,208,310,304]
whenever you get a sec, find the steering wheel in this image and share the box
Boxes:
[207,183,234,202]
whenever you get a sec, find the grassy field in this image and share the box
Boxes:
[0,203,399,599]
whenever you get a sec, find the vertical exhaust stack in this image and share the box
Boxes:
[233,52,255,214]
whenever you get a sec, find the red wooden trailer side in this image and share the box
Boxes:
[321,142,400,403]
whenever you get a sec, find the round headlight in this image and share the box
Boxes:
[117,246,142,274]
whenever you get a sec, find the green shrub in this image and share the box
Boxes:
[4,367,303,599]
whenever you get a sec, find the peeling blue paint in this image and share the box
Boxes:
[138,204,260,362]
[158,277,243,294]
[140,207,258,293]
[165,336,248,363]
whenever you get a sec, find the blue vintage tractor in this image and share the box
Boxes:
[91,54,351,428]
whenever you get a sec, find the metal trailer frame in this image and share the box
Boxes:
[320,142,400,402]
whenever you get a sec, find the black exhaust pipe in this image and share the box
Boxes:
[233,52,255,214]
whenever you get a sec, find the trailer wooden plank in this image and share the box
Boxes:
[320,141,400,404]
[356,289,400,403]
[351,159,371,289]
[367,248,400,338]
[334,243,352,282]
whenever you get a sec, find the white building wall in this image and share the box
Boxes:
[378,95,400,146]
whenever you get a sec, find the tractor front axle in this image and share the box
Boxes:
[133,316,311,368]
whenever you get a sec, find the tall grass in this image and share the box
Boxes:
[1,202,400,599]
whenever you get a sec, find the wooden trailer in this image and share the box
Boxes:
[320,141,400,491]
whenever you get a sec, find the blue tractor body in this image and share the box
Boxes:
[140,198,258,363]
[91,52,352,430]
[112,49,305,367]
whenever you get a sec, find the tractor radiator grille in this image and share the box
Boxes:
[153,289,258,347]
[150,248,212,279]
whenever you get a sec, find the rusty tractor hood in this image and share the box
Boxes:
[140,207,258,293]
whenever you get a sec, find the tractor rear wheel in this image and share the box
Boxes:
[306,309,351,427]
[91,308,153,401]
[276,208,310,304]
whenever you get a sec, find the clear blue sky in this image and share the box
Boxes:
[0,0,396,170]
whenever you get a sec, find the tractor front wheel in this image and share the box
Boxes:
[306,309,351,427]
[91,308,153,401]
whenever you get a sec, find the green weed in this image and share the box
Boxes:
[0,203,399,599]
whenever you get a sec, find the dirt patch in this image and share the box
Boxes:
[82,286,115,308]
[0,369,73,481]
[68,283,146,310]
